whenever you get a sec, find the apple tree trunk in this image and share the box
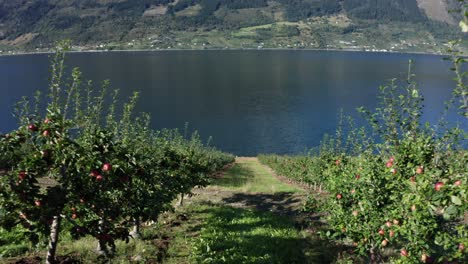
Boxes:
[130,217,141,239]
[178,193,184,207]
[46,215,61,264]
[96,218,110,257]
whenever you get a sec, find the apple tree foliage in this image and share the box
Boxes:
[260,62,467,263]
[0,42,234,262]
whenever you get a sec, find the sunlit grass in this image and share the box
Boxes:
[54,229,162,263]
[211,158,302,193]
[188,204,329,264]
[164,203,305,263]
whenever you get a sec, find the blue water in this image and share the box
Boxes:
[0,50,465,155]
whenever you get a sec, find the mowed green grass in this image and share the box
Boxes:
[163,158,334,263]
[211,158,302,193]
[190,204,309,264]
[164,202,334,264]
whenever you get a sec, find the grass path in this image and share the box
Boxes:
[161,157,337,264]
[214,157,302,193]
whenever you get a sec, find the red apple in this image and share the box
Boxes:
[351,189,356,194]
[336,193,342,200]
[42,130,50,137]
[80,198,85,204]
[355,174,360,179]
[102,163,112,172]
[335,159,341,166]
[390,168,397,175]
[96,175,103,181]
[434,182,444,191]
[378,229,385,236]
[71,213,77,219]
[393,219,399,225]
[410,176,416,183]
[34,200,41,207]
[44,118,51,124]
[352,210,359,217]
[71,207,77,212]
[459,243,465,252]
[389,157,395,162]
[454,180,461,186]
[90,170,99,177]
[28,124,38,132]
[381,239,388,247]
[18,171,27,180]
[416,166,424,174]
[385,221,392,228]
[386,161,393,168]
[400,249,408,257]
[389,230,395,237]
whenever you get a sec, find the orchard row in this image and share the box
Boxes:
[0,43,234,263]
[259,62,467,263]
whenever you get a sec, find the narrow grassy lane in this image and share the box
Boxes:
[214,157,302,193]
[161,157,337,264]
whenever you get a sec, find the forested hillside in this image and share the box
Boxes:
[0,0,465,53]
[344,0,426,21]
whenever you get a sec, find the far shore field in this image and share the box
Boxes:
[0,47,457,58]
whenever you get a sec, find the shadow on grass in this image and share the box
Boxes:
[222,192,303,217]
[211,163,255,188]
[188,203,340,264]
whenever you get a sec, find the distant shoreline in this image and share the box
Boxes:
[0,47,458,58]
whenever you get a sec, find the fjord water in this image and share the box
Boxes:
[0,51,464,155]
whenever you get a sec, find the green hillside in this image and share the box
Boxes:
[0,0,465,54]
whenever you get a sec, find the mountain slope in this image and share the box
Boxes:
[0,0,464,53]
[343,0,426,22]
[417,0,456,24]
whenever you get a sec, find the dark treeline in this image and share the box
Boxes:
[276,0,341,21]
[168,0,269,15]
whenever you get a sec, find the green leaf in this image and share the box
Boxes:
[445,205,458,217]
[450,196,462,206]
